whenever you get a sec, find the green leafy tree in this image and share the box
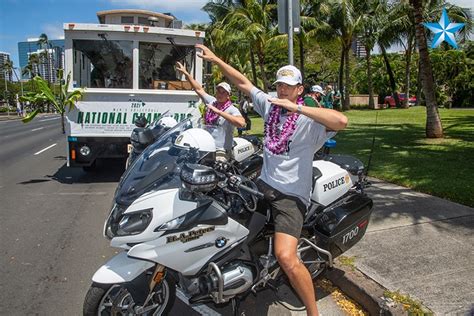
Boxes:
[21,69,83,133]
[430,44,474,107]
[223,0,278,92]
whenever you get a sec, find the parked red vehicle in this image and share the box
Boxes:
[384,93,416,108]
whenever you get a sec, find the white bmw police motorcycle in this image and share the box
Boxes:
[83,119,373,315]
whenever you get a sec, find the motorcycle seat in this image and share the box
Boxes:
[238,135,262,147]
[323,154,365,176]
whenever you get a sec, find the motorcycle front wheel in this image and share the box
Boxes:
[83,274,176,316]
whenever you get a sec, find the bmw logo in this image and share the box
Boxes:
[215,237,228,248]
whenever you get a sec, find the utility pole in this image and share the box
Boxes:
[4,69,9,116]
[288,0,294,65]
[278,0,300,66]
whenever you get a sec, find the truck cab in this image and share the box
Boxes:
[64,9,204,169]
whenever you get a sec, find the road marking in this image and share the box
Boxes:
[31,127,44,132]
[39,117,60,122]
[34,143,57,155]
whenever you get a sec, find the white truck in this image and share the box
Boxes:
[64,10,204,170]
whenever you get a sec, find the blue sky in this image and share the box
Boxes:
[0,0,211,71]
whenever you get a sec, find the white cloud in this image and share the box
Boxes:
[107,0,208,12]
[42,23,65,40]
[448,0,474,12]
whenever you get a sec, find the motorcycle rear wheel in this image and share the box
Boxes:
[83,274,175,316]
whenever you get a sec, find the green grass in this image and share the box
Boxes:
[243,107,474,207]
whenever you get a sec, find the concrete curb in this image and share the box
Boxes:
[324,263,406,315]
[0,115,22,121]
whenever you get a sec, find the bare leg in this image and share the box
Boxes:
[274,232,319,316]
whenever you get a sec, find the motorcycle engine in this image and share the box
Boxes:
[199,262,254,299]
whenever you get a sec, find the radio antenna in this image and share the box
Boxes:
[364,111,378,180]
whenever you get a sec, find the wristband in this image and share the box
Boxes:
[297,103,303,113]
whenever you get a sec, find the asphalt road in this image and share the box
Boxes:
[0,116,346,316]
[0,115,122,315]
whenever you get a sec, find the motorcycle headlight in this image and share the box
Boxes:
[155,214,186,231]
[116,209,153,236]
[104,203,127,239]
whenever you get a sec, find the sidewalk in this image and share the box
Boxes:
[340,178,474,315]
[0,113,22,121]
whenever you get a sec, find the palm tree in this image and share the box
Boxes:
[202,0,242,90]
[223,0,279,92]
[297,0,332,80]
[410,0,443,138]
[22,64,34,79]
[389,0,472,108]
[359,0,386,109]
[1,59,14,83]
[326,0,364,110]
[37,33,52,83]
[28,53,40,77]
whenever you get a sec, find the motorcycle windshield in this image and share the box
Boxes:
[115,119,207,205]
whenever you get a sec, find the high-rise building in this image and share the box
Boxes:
[0,52,12,81]
[18,38,64,80]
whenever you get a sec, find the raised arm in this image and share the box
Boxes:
[269,97,348,131]
[176,62,207,100]
[195,44,255,96]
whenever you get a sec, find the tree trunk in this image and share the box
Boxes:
[298,33,305,80]
[410,0,443,138]
[403,33,414,108]
[249,48,258,88]
[415,58,422,106]
[343,46,351,111]
[338,47,344,101]
[256,50,269,93]
[61,112,65,134]
[365,45,374,109]
[380,45,401,108]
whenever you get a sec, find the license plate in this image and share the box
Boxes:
[127,144,133,153]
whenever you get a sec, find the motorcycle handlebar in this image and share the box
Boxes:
[239,184,264,200]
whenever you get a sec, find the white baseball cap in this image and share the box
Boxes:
[216,82,231,94]
[311,85,325,95]
[273,65,302,86]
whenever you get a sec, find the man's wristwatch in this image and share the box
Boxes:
[297,103,303,113]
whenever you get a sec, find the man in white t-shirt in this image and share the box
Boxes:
[176,62,245,155]
[195,45,348,316]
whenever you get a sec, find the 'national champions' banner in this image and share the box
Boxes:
[66,93,201,137]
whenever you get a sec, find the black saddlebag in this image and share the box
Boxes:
[313,193,373,258]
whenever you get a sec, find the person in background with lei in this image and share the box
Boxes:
[195,44,348,316]
[175,62,245,157]
[303,85,322,108]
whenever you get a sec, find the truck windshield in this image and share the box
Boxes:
[139,41,194,90]
[72,39,133,89]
